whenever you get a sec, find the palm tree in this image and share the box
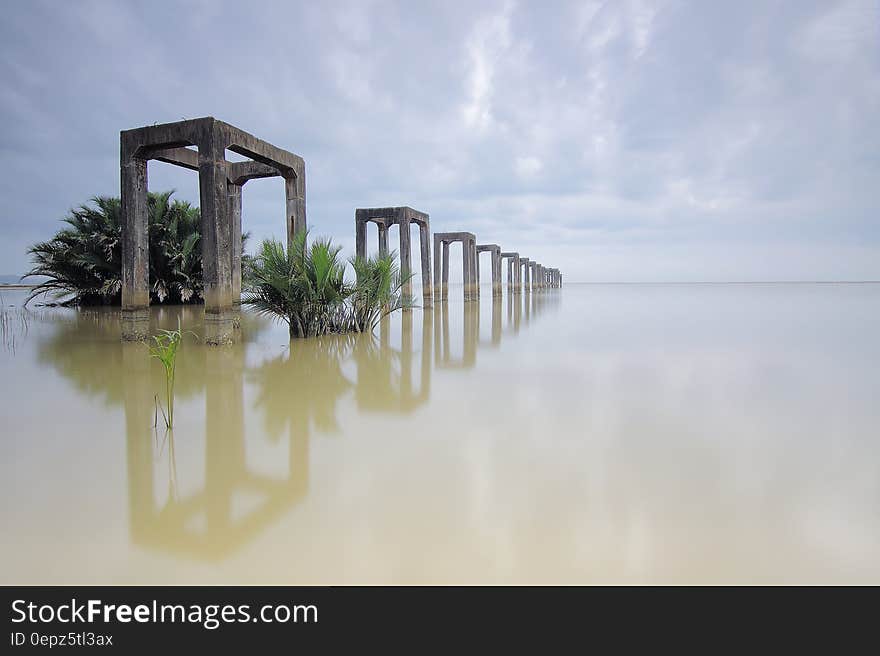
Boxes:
[244,231,350,338]
[23,191,249,307]
[347,252,413,333]
[244,231,413,338]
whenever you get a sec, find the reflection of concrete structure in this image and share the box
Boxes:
[476,295,503,347]
[355,311,431,413]
[433,232,478,302]
[435,301,478,368]
[475,244,502,297]
[355,207,432,307]
[123,345,308,560]
[500,252,521,294]
[120,117,305,344]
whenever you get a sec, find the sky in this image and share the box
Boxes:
[1,0,878,282]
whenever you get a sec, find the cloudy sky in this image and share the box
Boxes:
[1,0,877,281]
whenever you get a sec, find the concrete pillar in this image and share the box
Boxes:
[521,258,531,293]
[419,222,432,307]
[228,182,243,308]
[464,237,478,302]
[121,152,150,341]
[441,241,450,300]
[355,218,367,260]
[433,234,443,302]
[378,223,389,256]
[398,216,412,302]
[284,171,306,249]
[199,129,234,346]
[492,249,502,297]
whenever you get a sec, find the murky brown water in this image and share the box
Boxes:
[1,283,879,584]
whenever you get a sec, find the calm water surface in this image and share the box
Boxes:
[1,283,878,584]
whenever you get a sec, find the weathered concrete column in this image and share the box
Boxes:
[121,149,150,341]
[284,169,306,249]
[529,262,539,293]
[419,222,432,307]
[464,236,478,302]
[228,182,243,308]
[199,127,234,346]
[355,217,367,259]
[398,215,412,302]
[378,223,389,256]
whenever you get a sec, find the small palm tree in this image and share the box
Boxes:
[347,252,414,333]
[244,231,412,338]
[244,231,351,338]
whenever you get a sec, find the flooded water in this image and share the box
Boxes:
[1,283,879,584]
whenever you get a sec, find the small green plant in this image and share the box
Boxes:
[149,318,187,428]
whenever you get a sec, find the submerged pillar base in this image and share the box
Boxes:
[204,310,235,346]
[121,308,150,342]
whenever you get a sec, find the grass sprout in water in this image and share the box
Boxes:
[148,319,191,428]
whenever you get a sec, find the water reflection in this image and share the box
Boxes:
[107,293,559,560]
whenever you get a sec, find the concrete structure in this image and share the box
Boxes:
[530,262,541,291]
[435,300,478,368]
[121,117,305,344]
[475,244,502,297]
[500,252,521,293]
[433,232,478,301]
[519,257,531,293]
[355,207,432,307]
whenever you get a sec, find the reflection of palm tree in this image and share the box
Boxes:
[249,335,355,440]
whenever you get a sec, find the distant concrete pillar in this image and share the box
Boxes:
[419,222,432,307]
[520,258,531,293]
[441,241,449,299]
[465,237,479,301]
[529,262,539,293]
[121,150,149,341]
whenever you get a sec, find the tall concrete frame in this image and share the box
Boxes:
[500,252,521,293]
[433,232,477,301]
[355,206,432,307]
[120,117,305,345]
[475,244,502,297]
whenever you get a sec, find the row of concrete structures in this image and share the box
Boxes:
[355,209,562,306]
[119,117,560,343]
